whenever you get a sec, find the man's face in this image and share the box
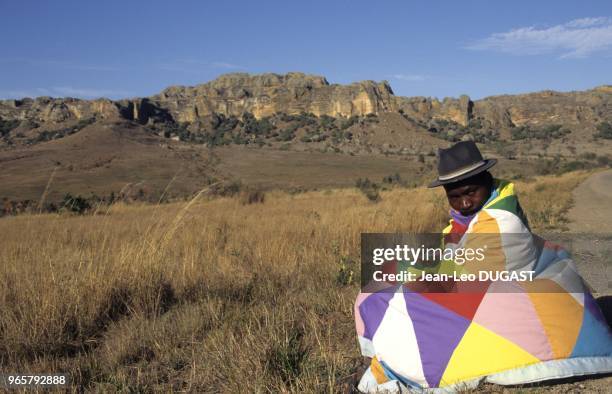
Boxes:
[444,181,491,216]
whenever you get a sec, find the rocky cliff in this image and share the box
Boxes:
[0,97,120,124]
[0,72,610,132]
[151,72,396,122]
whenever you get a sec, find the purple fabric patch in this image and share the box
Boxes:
[359,289,397,340]
[450,209,476,227]
[403,288,471,388]
[584,291,607,327]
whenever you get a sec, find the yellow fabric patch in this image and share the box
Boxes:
[370,356,389,384]
[439,322,540,387]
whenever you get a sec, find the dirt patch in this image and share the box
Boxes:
[568,169,612,234]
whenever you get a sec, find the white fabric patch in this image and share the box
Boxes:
[372,290,428,388]
[484,208,539,271]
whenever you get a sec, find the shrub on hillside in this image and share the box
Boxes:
[580,152,597,160]
[319,115,336,131]
[511,124,570,140]
[61,193,92,214]
[364,113,379,123]
[162,122,191,141]
[295,112,318,128]
[561,161,588,172]
[213,114,240,132]
[382,173,402,185]
[277,125,298,141]
[242,112,275,136]
[597,155,611,167]
[427,118,498,143]
[355,177,381,202]
[1,198,36,216]
[205,128,230,146]
[0,119,20,137]
[330,129,353,145]
[468,117,484,129]
[30,117,97,143]
[209,181,243,197]
[594,121,612,139]
[340,116,359,130]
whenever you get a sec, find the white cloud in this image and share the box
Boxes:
[392,74,428,81]
[565,17,609,28]
[466,17,612,58]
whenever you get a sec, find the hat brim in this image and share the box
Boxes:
[427,158,497,188]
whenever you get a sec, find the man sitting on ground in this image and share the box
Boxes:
[353,141,612,393]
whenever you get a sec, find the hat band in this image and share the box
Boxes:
[438,160,486,181]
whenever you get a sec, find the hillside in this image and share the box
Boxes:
[0,73,611,205]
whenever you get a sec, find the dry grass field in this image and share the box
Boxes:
[0,171,591,392]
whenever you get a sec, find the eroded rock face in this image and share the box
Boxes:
[394,94,474,126]
[472,88,611,128]
[114,98,173,124]
[150,72,397,121]
[0,73,609,132]
[0,97,121,123]
[394,86,611,129]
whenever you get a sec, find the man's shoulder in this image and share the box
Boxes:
[482,178,531,230]
[485,178,518,210]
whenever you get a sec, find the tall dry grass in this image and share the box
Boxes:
[0,171,589,392]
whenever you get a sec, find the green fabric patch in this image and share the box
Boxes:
[486,195,531,230]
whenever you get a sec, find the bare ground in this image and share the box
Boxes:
[568,169,612,234]
[566,169,612,296]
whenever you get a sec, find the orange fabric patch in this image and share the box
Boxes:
[370,356,389,384]
[524,279,583,359]
[463,210,506,274]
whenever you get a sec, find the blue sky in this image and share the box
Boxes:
[1,1,610,100]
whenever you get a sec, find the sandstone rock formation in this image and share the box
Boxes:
[0,73,610,133]
[151,72,396,122]
[395,94,473,126]
[472,88,611,129]
[0,97,120,124]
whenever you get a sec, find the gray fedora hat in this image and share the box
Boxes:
[428,141,497,188]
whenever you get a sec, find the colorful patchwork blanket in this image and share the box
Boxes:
[355,179,612,392]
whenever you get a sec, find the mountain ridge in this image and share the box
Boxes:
[0,72,610,206]
[1,72,610,131]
